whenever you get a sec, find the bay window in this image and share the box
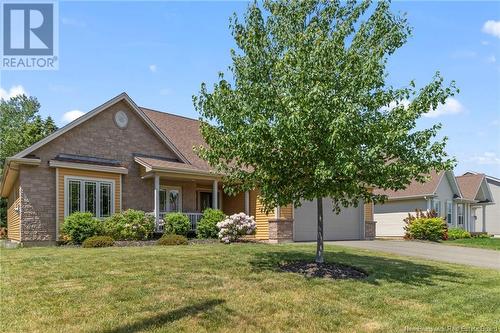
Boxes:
[66,177,114,218]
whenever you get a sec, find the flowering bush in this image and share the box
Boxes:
[217,212,256,243]
[103,209,155,240]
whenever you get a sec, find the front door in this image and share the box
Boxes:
[160,187,182,213]
[199,192,212,212]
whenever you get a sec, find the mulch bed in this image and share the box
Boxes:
[279,261,367,280]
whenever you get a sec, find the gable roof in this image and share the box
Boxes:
[463,171,500,183]
[374,170,443,199]
[455,173,486,201]
[13,93,189,164]
[141,108,210,171]
[373,170,461,200]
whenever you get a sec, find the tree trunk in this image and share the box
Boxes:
[316,197,324,263]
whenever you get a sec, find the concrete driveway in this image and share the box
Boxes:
[328,240,500,270]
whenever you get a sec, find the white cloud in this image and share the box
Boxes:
[62,110,85,123]
[424,98,465,118]
[149,64,157,73]
[0,85,27,100]
[482,20,500,39]
[481,40,490,46]
[486,55,496,63]
[468,152,500,165]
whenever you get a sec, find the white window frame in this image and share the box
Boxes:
[446,201,452,224]
[457,204,464,225]
[160,186,182,213]
[432,199,441,216]
[64,175,115,219]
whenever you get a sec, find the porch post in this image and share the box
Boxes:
[482,205,486,232]
[244,191,250,215]
[212,180,218,209]
[154,174,160,225]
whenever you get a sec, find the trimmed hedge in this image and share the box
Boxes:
[62,212,102,244]
[82,236,114,248]
[448,228,471,240]
[157,234,188,246]
[406,217,447,241]
[164,213,190,236]
[197,209,225,239]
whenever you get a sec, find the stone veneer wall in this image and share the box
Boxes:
[268,218,294,243]
[364,221,376,240]
[19,101,178,242]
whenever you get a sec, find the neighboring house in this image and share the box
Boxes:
[0,93,375,245]
[374,170,461,237]
[374,170,495,237]
[461,172,499,235]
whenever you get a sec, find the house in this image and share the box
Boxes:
[1,93,375,245]
[460,172,499,235]
[374,170,495,237]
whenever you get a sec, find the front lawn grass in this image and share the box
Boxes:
[1,243,499,332]
[444,237,500,250]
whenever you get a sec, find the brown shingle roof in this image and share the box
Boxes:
[134,156,212,174]
[455,174,484,201]
[373,170,444,199]
[141,108,210,171]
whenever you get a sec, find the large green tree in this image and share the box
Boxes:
[0,95,57,227]
[194,0,455,262]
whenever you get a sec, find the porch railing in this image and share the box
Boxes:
[156,212,204,233]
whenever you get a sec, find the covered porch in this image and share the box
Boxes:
[135,156,250,232]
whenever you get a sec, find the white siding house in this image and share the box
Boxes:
[374,170,461,237]
[462,172,499,236]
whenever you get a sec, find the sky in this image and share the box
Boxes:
[1,1,499,177]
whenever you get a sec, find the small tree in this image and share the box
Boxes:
[194,0,455,262]
[0,95,57,227]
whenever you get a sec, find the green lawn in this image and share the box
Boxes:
[1,243,499,333]
[444,237,500,250]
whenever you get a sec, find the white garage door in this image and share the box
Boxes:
[293,199,362,241]
[374,212,408,237]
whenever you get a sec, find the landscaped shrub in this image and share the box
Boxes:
[62,212,103,244]
[448,228,471,240]
[0,227,7,239]
[403,209,446,241]
[82,236,114,248]
[157,234,188,246]
[103,209,155,240]
[405,217,447,241]
[164,212,190,236]
[197,208,226,239]
[217,212,256,243]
